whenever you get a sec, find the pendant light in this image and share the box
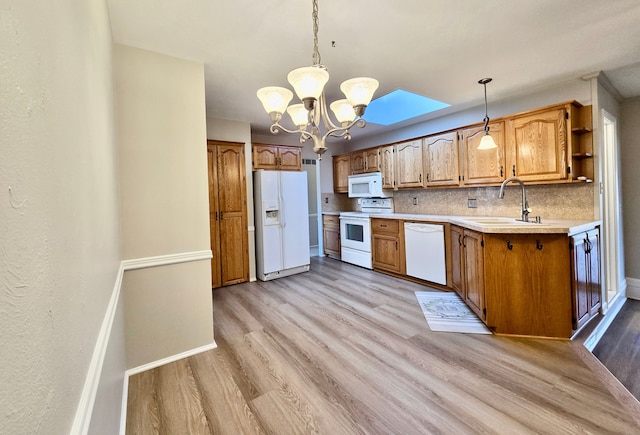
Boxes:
[478,78,498,150]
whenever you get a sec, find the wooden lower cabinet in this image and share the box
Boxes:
[450,225,485,321]
[322,214,341,259]
[571,228,601,331]
[207,140,249,288]
[483,233,573,338]
[450,226,601,339]
[371,218,405,274]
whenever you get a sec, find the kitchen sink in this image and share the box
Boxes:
[463,217,550,226]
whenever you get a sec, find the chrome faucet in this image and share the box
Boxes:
[499,177,531,222]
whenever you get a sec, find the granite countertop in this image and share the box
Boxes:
[361,213,600,236]
[322,211,341,216]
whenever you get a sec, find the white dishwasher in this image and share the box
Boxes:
[404,222,446,285]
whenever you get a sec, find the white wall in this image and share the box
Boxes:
[114,45,214,369]
[0,1,123,433]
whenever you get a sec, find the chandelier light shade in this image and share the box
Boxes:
[330,99,357,124]
[257,87,293,122]
[286,104,309,128]
[477,77,498,150]
[256,0,378,159]
[340,77,379,114]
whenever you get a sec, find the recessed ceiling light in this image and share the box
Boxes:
[364,89,450,126]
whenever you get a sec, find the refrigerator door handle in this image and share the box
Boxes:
[279,193,286,228]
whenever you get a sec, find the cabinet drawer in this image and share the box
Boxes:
[323,214,340,226]
[371,218,400,234]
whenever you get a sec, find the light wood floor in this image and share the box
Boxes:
[593,298,640,400]
[126,257,640,434]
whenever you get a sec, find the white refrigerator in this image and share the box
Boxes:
[254,170,310,281]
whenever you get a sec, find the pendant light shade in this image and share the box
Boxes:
[478,133,498,150]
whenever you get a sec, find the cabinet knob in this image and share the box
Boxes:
[536,240,544,250]
[512,165,516,176]
[506,240,513,250]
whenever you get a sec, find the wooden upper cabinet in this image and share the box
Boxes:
[333,154,351,193]
[364,148,380,173]
[506,107,568,181]
[351,148,380,174]
[424,131,460,187]
[350,152,366,174]
[461,122,506,185]
[394,139,424,189]
[380,145,395,190]
[252,143,302,171]
[278,146,303,170]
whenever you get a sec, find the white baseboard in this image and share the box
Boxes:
[626,277,640,300]
[72,249,214,435]
[126,341,218,377]
[119,341,217,435]
[584,293,627,352]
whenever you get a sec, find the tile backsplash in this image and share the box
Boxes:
[323,183,595,220]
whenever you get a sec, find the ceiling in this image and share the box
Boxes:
[107,0,640,139]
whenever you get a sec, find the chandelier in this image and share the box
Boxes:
[256,0,379,159]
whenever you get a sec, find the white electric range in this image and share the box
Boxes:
[339,198,394,269]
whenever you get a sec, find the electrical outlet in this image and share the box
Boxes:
[324,197,328,204]
[412,197,418,205]
[468,198,478,208]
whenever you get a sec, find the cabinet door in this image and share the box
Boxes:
[571,234,590,330]
[252,144,278,170]
[586,228,601,316]
[507,107,568,181]
[207,145,222,289]
[351,152,366,174]
[333,154,351,193]
[450,225,465,299]
[395,139,424,189]
[461,122,506,185]
[371,219,405,274]
[364,148,380,173]
[485,234,572,337]
[463,230,485,320]
[278,146,302,171]
[380,145,395,190]
[216,143,249,287]
[322,215,341,258]
[424,131,460,187]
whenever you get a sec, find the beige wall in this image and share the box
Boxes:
[620,98,640,280]
[0,1,123,434]
[114,45,214,368]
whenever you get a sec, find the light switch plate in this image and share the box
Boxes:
[468,198,478,208]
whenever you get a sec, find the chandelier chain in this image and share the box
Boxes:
[312,0,321,66]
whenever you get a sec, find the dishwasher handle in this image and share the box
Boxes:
[405,223,443,233]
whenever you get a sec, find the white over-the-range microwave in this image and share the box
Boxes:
[347,172,392,198]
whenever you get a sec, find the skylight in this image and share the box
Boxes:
[364,89,450,126]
